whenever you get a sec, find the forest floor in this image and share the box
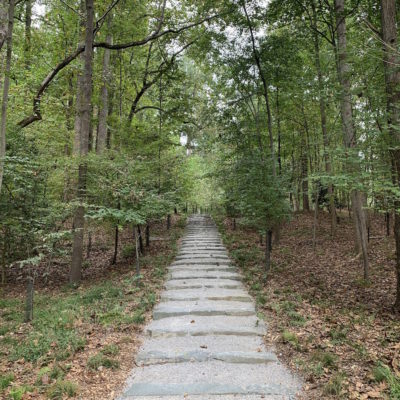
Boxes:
[215,211,400,400]
[0,215,186,400]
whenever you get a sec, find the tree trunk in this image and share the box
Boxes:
[137,225,144,254]
[70,0,94,285]
[135,226,140,278]
[96,17,112,154]
[24,0,31,67]
[24,276,34,322]
[335,0,369,279]
[242,1,276,176]
[112,225,118,265]
[265,229,272,274]
[146,224,150,247]
[0,0,8,53]
[73,0,86,155]
[380,0,400,309]
[0,0,14,197]
[167,214,171,230]
[301,131,309,211]
[311,0,336,234]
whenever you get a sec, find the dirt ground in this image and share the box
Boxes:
[219,211,400,399]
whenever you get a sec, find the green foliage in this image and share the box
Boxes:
[46,380,78,399]
[372,364,400,399]
[323,372,346,396]
[9,385,33,400]
[0,373,14,392]
[281,330,299,348]
[87,353,120,371]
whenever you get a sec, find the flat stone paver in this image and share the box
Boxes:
[118,215,301,400]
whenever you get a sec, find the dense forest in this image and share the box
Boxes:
[1,0,400,398]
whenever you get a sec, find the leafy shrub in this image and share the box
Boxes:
[122,244,136,258]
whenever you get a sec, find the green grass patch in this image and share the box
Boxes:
[311,350,337,369]
[282,330,299,349]
[47,380,78,399]
[323,372,346,396]
[9,385,33,400]
[0,373,14,392]
[372,363,400,399]
[87,353,120,371]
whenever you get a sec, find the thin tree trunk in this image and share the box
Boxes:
[146,224,150,247]
[265,229,272,274]
[24,276,34,322]
[311,0,336,234]
[73,0,86,155]
[137,225,144,254]
[0,0,14,197]
[301,130,309,211]
[380,0,400,309]
[335,0,369,279]
[0,1,8,53]
[112,225,118,265]
[313,182,319,251]
[135,226,140,277]
[24,0,31,67]
[86,230,92,259]
[242,1,276,176]
[96,17,112,154]
[70,0,94,284]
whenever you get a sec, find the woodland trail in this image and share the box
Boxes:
[118,215,301,400]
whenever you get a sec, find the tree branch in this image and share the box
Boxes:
[18,11,218,128]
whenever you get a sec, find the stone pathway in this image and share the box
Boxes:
[119,215,301,400]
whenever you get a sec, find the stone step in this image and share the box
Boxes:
[168,266,236,273]
[136,350,278,366]
[178,251,229,256]
[176,254,230,260]
[136,335,269,356]
[160,288,252,302]
[122,395,294,400]
[122,361,299,398]
[153,300,255,320]
[172,259,232,266]
[146,315,265,338]
[165,278,243,290]
[169,271,241,281]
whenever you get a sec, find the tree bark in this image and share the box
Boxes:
[265,229,272,274]
[0,0,14,197]
[70,0,94,284]
[380,0,400,309]
[24,276,34,322]
[24,0,32,67]
[311,0,336,234]
[96,17,112,154]
[137,225,144,254]
[0,0,8,53]
[335,0,369,279]
[146,224,150,247]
